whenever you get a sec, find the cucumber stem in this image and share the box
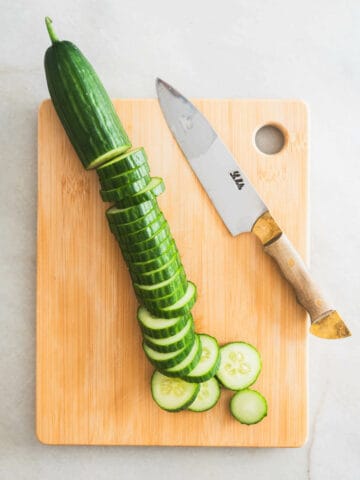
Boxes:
[45,17,59,43]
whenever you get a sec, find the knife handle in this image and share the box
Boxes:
[252,212,350,339]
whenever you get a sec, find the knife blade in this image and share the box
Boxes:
[156,78,351,340]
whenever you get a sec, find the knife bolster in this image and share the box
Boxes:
[251,211,282,245]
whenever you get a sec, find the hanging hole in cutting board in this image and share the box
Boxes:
[254,124,286,155]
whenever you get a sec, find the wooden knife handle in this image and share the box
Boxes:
[252,212,350,339]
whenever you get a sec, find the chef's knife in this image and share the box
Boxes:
[156,78,351,340]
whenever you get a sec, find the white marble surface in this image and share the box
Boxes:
[1,0,359,478]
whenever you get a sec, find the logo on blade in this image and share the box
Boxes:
[230,171,245,190]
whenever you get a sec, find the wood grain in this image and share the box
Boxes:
[37,98,308,446]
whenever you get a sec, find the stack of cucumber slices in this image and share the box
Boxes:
[44,17,268,425]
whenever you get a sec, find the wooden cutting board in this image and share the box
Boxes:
[37,98,308,447]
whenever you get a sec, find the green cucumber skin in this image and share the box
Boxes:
[160,336,203,378]
[143,322,195,353]
[121,236,175,264]
[119,222,171,253]
[109,206,162,236]
[140,282,186,310]
[151,371,200,413]
[100,176,151,202]
[145,282,197,319]
[137,308,192,339]
[230,389,268,425]
[45,40,131,169]
[130,253,182,285]
[100,164,150,190]
[143,336,196,370]
[97,148,148,180]
[134,269,188,300]
[106,200,156,224]
[183,350,221,383]
[115,214,166,246]
[115,178,165,208]
[129,242,178,274]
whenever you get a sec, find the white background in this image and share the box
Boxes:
[1,0,359,478]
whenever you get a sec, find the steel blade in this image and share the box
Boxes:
[156,78,267,236]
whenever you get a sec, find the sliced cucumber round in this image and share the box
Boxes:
[183,334,221,383]
[115,177,165,208]
[100,163,150,190]
[151,370,200,412]
[134,268,187,300]
[230,389,268,425]
[144,317,194,353]
[188,378,221,412]
[161,334,202,378]
[120,221,170,253]
[121,235,174,264]
[116,214,166,246]
[143,335,196,369]
[141,282,187,310]
[129,241,178,274]
[100,175,151,202]
[216,342,262,391]
[106,200,155,224]
[147,281,197,318]
[137,307,191,339]
[97,147,148,180]
[130,252,182,285]
[109,206,162,235]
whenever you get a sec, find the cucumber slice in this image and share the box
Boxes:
[116,214,166,246]
[97,147,148,180]
[106,200,155,224]
[147,281,197,318]
[109,206,162,235]
[183,334,221,383]
[134,268,187,300]
[129,241,178,274]
[120,221,170,253]
[100,176,151,202]
[100,163,150,190]
[137,307,191,339]
[151,370,200,412]
[230,389,268,425]
[161,334,202,378]
[143,335,196,369]
[188,378,221,412]
[122,235,175,264]
[115,177,165,208]
[141,282,187,310]
[130,252,182,285]
[216,342,262,391]
[144,317,194,353]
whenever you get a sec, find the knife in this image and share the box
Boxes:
[156,78,351,340]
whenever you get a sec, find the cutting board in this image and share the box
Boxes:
[37,98,308,447]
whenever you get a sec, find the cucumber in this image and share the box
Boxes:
[137,307,191,339]
[109,206,162,236]
[147,281,197,318]
[106,200,155,224]
[141,282,187,310]
[44,17,131,169]
[100,176,150,202]
[100,163,150,190]
[130,253,182,285]
[115,177,165,208]
[161,334,202,378]
[120,222,171,253]
[151,370,200,412]
[133,268,187,299]
[216,342,262,391]
[230,389,268,425]
[129,241,178,274]
[144,317,194,353]
[188,378,221,412]
[143,335,196,369]
[97,147,148,181]
[121,235,175,264]
[116,214,166,246]
[183,334,220,383]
